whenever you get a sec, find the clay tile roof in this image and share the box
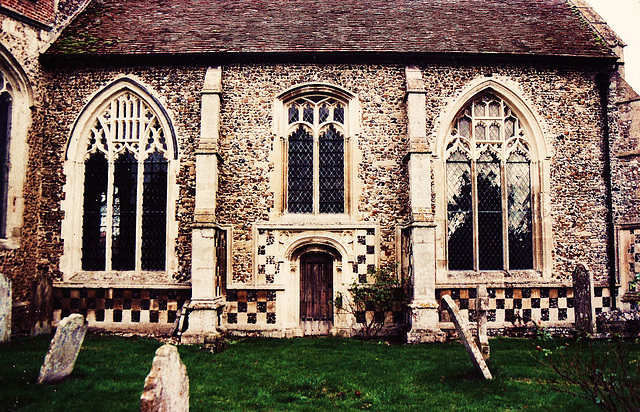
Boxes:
[47,0,614,59]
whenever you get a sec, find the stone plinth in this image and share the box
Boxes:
[406,224,444,343]
[181,297,225,344]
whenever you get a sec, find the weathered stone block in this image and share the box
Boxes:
[140,344,189,412]
[441,294,492,380]
[0,273,11,343]
[573,263,595,334]
[37,314,88,384]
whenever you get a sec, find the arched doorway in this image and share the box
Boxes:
[300,251,334,335]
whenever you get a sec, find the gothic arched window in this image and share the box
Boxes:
[446,92,534,271]
[0,73,11,239]
[79,91,170,271]
[286,97,346,214]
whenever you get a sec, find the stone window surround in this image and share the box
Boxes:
[271,83,360,223]
[616,222,640,308]
[0,47,30,250]
[239,225,378,336]
[432,78,553,283]
[60,76,180,287]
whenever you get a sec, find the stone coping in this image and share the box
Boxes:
[437,281,578,288]
[54,282,191,289]
[226,284,285,291]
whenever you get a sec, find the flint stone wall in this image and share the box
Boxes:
[609,73,640,226]
[0,9,75,334]
[36,62,611,294]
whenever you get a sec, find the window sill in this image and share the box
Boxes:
[0,237,21,250]
[443,269,554,286]
[62,270,188,289]
[274,213,353,225]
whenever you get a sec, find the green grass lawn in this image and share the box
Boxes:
[0,334,610,411]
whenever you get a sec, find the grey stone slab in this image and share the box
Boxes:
[573,263,595,334]
[475,285,490,360]
[442,294,492,380]
[37,314,88,384]
[140,344,189,412]
[0,274,10,343]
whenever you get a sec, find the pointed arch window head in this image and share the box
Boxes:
[285,96,346,214]
[446,92,533,272]
[81,90,169,272]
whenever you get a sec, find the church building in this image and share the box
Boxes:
[1,0,639,342]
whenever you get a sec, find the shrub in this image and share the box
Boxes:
[535,330,640,411]
[333,264,401,340]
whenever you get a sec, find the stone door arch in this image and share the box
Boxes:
[300,251,334,335]
[292,243,341,335]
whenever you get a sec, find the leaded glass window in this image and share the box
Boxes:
[286,97,346,214]
[446,92,534,271]
[0,74,11,238]
[81,91,169,271]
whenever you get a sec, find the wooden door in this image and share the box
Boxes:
[300,252,333,335]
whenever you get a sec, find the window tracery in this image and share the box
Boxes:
[81,91,169,271]
[446,92,533,271]
[285,97,346,214]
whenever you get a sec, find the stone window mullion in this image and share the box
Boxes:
[471,160,480,271]
[105,160,115,272]
[135,156,144,272]
[501,156,509,271]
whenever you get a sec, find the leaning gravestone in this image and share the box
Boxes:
[442,294,492,380]
[37,314,88,384]
[140,344,189,412]
[572,263,595,334]
[0,274,11,343]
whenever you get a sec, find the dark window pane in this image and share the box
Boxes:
[288,105,298,124]
[319,104,329,123]
[82,153,108,270]
[508,155,533,269]
[505,117,516,138]
[477,153,503,270]
[287,125,313,213]
[303,104,314,124]
[334,105,344,124]
[489,123,500,141]
[458,116,471,138]
[447,155,473,270]
[489,101,501,117]
[216,229,227,295]
[319,125,344,213]
[0,92,11,238]
[475,122,486,140]
[112,152,137,270]
[141,151,167,270]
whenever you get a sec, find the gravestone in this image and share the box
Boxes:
[442,294,492,380]
[0,274,10,343]
[572,263,595,334]
[37,314,88,384]
[140,344,189,412]
[475,285,490,360]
